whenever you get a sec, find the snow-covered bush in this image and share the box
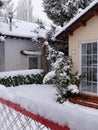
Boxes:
[43,42,83,103]
[43,71,55,84]
[0,70,44,87]
[67,84,79,94]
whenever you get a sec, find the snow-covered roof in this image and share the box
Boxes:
[55,0,98,38]
[0,18,50,39]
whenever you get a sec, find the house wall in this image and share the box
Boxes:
[4,37,41,71]
[0,42,5,71]
[69,16,98,73]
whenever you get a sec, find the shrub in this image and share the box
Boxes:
[0,72,44,87]
[43,42,83,103]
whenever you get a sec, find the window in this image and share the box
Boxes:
[81,42,97,93]
[29,57,38,69]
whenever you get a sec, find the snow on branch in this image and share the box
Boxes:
[0,36,5,42]
[43,41,83,103]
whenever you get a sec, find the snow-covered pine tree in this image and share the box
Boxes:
[46,25,56,40]
[78,0,93,9]
[43,42,82,103]
[43,0,94,26]
[36,19,45,29]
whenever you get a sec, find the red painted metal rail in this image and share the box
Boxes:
[0,98,70,130]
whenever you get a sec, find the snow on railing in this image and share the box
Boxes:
[0,97,70,130]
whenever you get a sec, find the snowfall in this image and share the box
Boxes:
[0,70,97,130]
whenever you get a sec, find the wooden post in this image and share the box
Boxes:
[41,44,48,73]
[37,37,49,73]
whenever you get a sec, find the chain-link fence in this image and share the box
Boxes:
[0,98,69,130]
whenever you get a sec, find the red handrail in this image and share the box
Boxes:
[0,98,70,130]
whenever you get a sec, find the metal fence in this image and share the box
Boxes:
[0,98,70,130]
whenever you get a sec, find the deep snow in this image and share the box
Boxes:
[0,84,98,130]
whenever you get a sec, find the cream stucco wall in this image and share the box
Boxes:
[69,16,98,73]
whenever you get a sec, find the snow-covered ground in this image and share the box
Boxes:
[0,84,98,130]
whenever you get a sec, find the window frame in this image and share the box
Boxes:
[80,40,98,93]
[28,52,41,69]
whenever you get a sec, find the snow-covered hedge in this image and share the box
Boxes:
[0,69,44,87]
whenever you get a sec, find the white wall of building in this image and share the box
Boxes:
[4,37,34,71]
[0,42,5,71]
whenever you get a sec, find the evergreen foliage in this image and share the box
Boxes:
[43,42,83,103]
[46,25,56,40]
[0,73,44,87]
[43,0,94,26]
[36,19,45,29]
[48,40,68,55]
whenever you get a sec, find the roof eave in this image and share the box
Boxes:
[0,33,32,40]
[56,2,98,40]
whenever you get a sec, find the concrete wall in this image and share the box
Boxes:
[4,37,41,71]
[69,16,98,73]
